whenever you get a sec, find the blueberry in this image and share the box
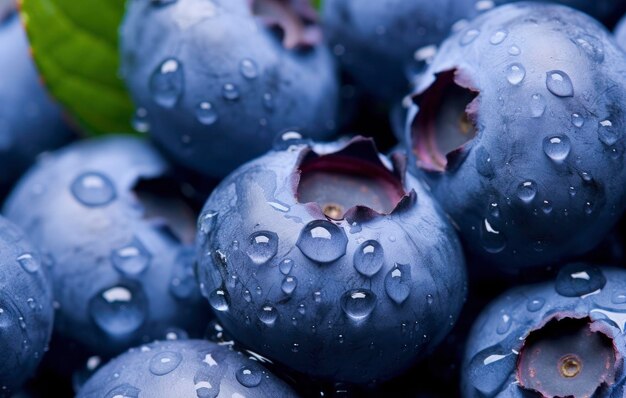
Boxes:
[3,136,210,358]
[615,14,626,52]
[120,0,339,179]
[463,264,626,397]
[322,0,479,103]
[0,11,75,200]
[404,3,626,272]
[0,216,54,396]
[196,136,467,384]
[76,339,298,398]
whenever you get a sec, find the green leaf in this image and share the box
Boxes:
[313,0,322,11]
[20,0,136,135]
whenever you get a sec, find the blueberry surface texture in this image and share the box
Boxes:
[120,0,339,179]
[3,136,210,358]
[463,264,626,398]
[0,216,54,397]
[404,3,626,273]
[195,135,467,384]
[77,339,298,398]
[0,11,74,200]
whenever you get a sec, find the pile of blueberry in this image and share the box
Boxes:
[3,0,626,397]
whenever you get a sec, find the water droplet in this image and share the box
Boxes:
[209,289,229,312]
[468,346,516,396]
[476,146,495,177]
[236,365,263,388]
[546,70,574,97]
[480,219,506,254]
[274,131,306,150]
[281,276,298,295]
[508,45,521,56]
[89,285,147,337]
[17,253,39,273]
[243,289,252,303]
[426,294,434,305]
[489,30,507,45]
[516,180,537,203]
[239,59,258,79]
[314,291,322,303]
[543,135,571,163]
[279,259,294,275]
[506,63,525,85]
[341,289,377,321]
[104,384,140,398]
[246,231,278,265]
[132,107,150,133]
[385,263,412,304]
[460,29,480,45]
[527,297,545,312]
[496,313,512,334]
[612,292,626,304]
[590,307,626,333]
[529,94,546,117]
[71,172,116,207]
[297,220,348,263]
[598,119,620,146]
[584,201,594,215]
[555,264,606,297]
[541,200,552,215]
[112,239,151,276]
[258,303,278,326]
[149,351,182,376]
[150,58,184,108]
[353,240,384,277]
[196,102,218,125]
[222,83,240,101]
[263,93,274,111]
[198,211,218,235]
[571,113,584,128]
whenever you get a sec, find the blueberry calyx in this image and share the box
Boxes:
[410,68,480,172]
[295,136,412,222]
[249,0,321,49]
[516,316,617,398]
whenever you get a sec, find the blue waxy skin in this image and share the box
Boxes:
[196,136,467,384]
[77,339,299,398]
[462,265,626,397]
[404,3,626,273]
[121,0,339,180]
[3,136,210,358]
[322,0,479,103]
[0,11,74,200]
[615,15,626,52]
[0,216,54,397]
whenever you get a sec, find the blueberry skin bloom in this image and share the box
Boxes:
[404,3,626,272]
[463,264,626,398]
[196,136,467,384]
[77,340,298,398]
[322,0,480,103]
[0,216,54,396]
[0,12,74,199]
[121,0,339,179]
[3,136,209,358]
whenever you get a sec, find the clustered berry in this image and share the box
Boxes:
[2,0,626,397]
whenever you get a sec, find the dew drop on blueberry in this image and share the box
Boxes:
[196,102,218,126]
[296,220,348,263]
[508,45,520,56]
[543,135,571,163]
[572,113,584,127]
[598,119,620,146]
[489,30,507,45]
[555,264,606,297]
[506,63,525,85]
[111,239,151,276]
[480,219,507,254]
[281,276,298,295]
[496,313,512,334]
[149,351,182,376]
[104,384,140,398]
[149,58,184,108]
[239,59,259,80]
[384,263,412,304]
[236,365,263,388]
[516,180,537,203]
[222,83,240,101]
[198,210,218,235]
[527,297,545,312]
[71,172,116,207]
[546,70,574,97]
[340,289,377,321]
[353,240,384,277]
[246,231,278,265]
[89,285,147,337]
[208,288,229,312]
[529,94,546,118]
[279,259,294,275]
[16,253,39,273]
[258,303,278,326]
[467,346,516,396]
